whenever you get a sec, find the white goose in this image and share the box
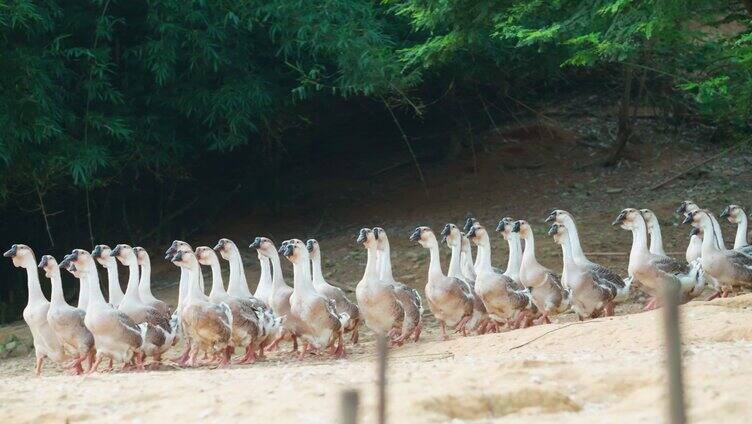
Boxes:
[307,239,362,343]
[721,205,752,256]
[92,244,125,307]
[281,239,347,358]
[512,220,570,324]
[171,250,233,367]
[39,255,95,374]
[410,226,474,339]
[61,249,143,373]
[677,200,726,261]
[4,244,68,375]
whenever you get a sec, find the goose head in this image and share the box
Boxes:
[510,220,532,238]
[280,239,307,264]
[639,209,658,233]
[3,244,35,268]
[720,204,745,224]
[305,239,320,259]
[373,227,390,251]
[249,236,277,258]
[683,209,712,229]
[466,223,487,246]
[548,223,567,245]
[495,217,515,240]
[410,226,438,248]
[195,246,218,265]
[165,240,192,260]
[463,217,479,233]
[612,208,642,230]
[134,247,150,266]
[545,209,572,225]
[213,238,236,260]
[676,200,699,216]
[357,228,377,249]
[38,255,59,278]
[111,244,137,266]
[61,249,94,273]
[92,244,116,267]
[440,223,462,248]
[170,250,198,269]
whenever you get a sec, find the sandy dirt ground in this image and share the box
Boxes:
[1,295,751,423]
[2,117,752,423]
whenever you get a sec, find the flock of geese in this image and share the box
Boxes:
[5,200,752,376]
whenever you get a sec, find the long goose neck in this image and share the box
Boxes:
[209,259,227,296]
[476,238,493,273]
[105,262,124,304]
[427,244,445,280]
[378,241,395,282]
[701,219,720,256]
[364,246,380,280]
[292,256,315,295]
[256,256,272,290]
[559,235,576,273]
[311,251,326,284]
[123,259,140,300]
[24,259,46,304]
[735,212,749,249]
[177,267,188,311]
[86,259,107,306]
[710,214,725,250]
[648,220,666,255]
[520,232,536,265]
[77,276,89,310]
[270,253,287,288]
[227,248,250,297]
[629,218,649,262]
[505,234,522,279]
[48,268,66,305]
[187,260,203,300]
[138,259,152,299]
[447,243,462,278]
[562,216,587,264]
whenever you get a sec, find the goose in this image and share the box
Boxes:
[92,244,125,307]
[613,209,705,309]
[677,200,725,260]
[373,227,423,343]
[355,228,405,344]
[39,255,95,374]
[133,247,171,318]
[466,220,536,329]
[171,250,233,367]
[409,226,474,339]
[511,220,570,324]
[441,224,491,334]
[281,239,347,359]
[250,237,299,352]
[4,245,68,375]
[545,210,629,306]
[721,205,752,256]
[197,246,279,364]
[111,244,174,365]
[548,223,616,319]
[639,209,666,256]
[683,209,752,297]
[307,239,362,343]
[60,249,143,372]
[214,238,254,300]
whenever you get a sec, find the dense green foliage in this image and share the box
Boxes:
[0,0,750,321]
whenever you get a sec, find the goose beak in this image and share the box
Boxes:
[356,229,368,244]
[111,245,123,257]
[440,224,451,238]
[373,228,380,240]
[249,237,262,249]
[466,226,477,239]
[545,212,556,223]
[511,221,521,233]
[547,224,559,236]
[495,220,505,232]
[38,256,49,269]
[409,228,422,242]
[213,241,223,252]
[3,245,17,258]
[462,217,474,233]
[165,242,177,260]
[59,256,72,269]
[676,202,687,215]
[305,239,315,252]
[92,245,103,258]
[720,207,730,218]
[611,211,627,226]
[682,213,693,225]
[280,244,294,257]
[171,251,184,263]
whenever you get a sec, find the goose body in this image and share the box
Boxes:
[40,255,95,374]
[374,228,423,343]
[5,245,69,375]
[282,239,346,357]
[62,249,143,372]
[512,221,570,324]
[172,250,233,366]
[614,209,705,309]
[355,228,405,340]
[307,239,361,343]
[410,226,474,339]
[467,219,536,327]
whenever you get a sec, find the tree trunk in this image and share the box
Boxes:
[604,65,634,167]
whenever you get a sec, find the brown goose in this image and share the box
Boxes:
[307,239,362,343]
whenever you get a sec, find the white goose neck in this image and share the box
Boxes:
[138,259,152,299]
[447,243,462,278]
[311,251,326,285]
[177,267,188,312]
[23,260,46,304]
[186,260,203,300]
[292,258,316,295]
[255,255,272,295]
[648,219,666,255]
[628,217,649,262]
[363,246,380,280]
[710,214,725,250]
[227,248,251,298]
[476,237,493,273]
[86,259,107,306]
[105,261,124,305]
[270,252,287,288]
[561,216,588,265]
[734,212,749,249]
[77,276,89,311]
[123,259,140,300]
[505,233,522,280]
[48,267,66,305]
[427,243,445,281]
[377,240,395,283]
[208,259,227,297]
[700,219,720,255]
[520,232,537,265]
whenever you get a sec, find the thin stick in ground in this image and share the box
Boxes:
[376,335,388,424]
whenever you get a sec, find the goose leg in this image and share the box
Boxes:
[603,301,615,317]
[454,316,471,336]
[34,355,44,376]
[413,323,422,342]
[350,319,360,344]
[235,345,257,365]
[87,355,103,374]
[69,355,86,375]
[176,341,191,365]
[440,321,449,341]
[334,332,346,358]
[707,291,721,301]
